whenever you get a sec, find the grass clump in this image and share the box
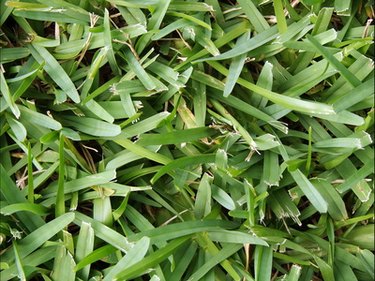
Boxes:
[0,0,374,280]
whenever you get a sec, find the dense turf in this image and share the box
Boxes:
[0,0,374,280]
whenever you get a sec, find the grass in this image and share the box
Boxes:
[0,0,374,280]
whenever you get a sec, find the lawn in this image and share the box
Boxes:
[0,0,374,280]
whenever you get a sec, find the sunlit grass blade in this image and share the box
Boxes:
[333,77,374,112]
[311,179,348,221]
[210,99,257,150]
[336,159,374,193]
[251,61,273,108]
[118,112,170,138]
[167,12,212,30]
[93,195,113,226]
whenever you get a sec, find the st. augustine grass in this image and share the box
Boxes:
[0,0,374,280]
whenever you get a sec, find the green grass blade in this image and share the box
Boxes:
[19,105,62,130]
[28,44,80,103]
[1,203,49,216]
[151,154,216,184]
[0,71,20,118]
[289,169,328,213]
[55,134,65,217]
[336,159,374,193]
[254,245,273,281]
[1,212,75,264]
[61,115,120,137]
[137,127,216,145]
[74,212,134,252]
[74,245,116,272]
[195,26,278,62]
[51,246,76,281]
[273,0,287,34]
[208,230,268,246]
[187,244,243,281]
[208,61,335,116]
[115,236,190,280]
[5,114,27,143]
[223,31,250,97]
[121,48,157,90]
[333,77,374,112]
[75,221,95,280]
[42,170,116,197]
[115,138,171,165]
[311,179,348,221]
[104,9,121,76]
[103,236,150,281]
[307,34,361,87]
[12,241,27,281]
[194,173,212,219]
[0,164,45,232]
[237,0,269,32]
[128,220,238,244]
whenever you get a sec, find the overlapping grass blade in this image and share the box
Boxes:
[223,31,250,97]
[207,61,336,116]
[28,44,80,103]
[151,154,216,183]
[103,236,150,281]
[73,212,133,252]
[289,169,328,213]
[60,115,120,137]
[1,203,49,216]
[115,236,190,280]
[0,71,20,118]
[1,212,75,264]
